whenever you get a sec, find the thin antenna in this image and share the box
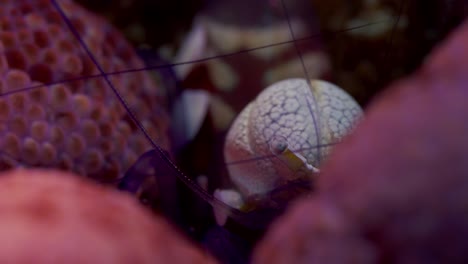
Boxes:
[0,19,389,100]
[382,0,407,61]
[280,0,323,163]
[49,0,219,211]
[225,142,338,166]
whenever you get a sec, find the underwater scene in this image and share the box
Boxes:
[0,0,468,263]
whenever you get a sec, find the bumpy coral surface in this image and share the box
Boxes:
[253,19,468,264]
[0,169,216,263]
[0,0,169,182]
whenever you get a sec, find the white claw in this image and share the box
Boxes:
[213,189,244,226]
[223,78,363,199]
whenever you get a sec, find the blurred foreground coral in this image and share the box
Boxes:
[253,18,468,264]
[0,0,169,182]
[0,169,215,263]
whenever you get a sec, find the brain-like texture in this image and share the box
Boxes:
[0,169,216,263]
[253,19,468,264]
[224,78,362,198]
[0,0,169,182]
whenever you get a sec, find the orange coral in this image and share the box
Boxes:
[0,169,216,263]
[0,0,169,182]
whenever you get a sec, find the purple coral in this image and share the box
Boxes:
[0,0,169,181]
[253,19,468,264]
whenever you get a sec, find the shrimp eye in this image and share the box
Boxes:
[269,135,288,155]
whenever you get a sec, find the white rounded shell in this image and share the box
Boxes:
[224,78,363,198]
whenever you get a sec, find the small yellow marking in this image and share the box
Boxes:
[270,138,320,174]
[278,147,320,173]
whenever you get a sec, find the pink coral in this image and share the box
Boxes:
[254,19,468,263]
[0,0,169,181]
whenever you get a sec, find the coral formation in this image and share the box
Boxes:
[0,169,215,263]
[253,19,468,264]
[0,0,169,182]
